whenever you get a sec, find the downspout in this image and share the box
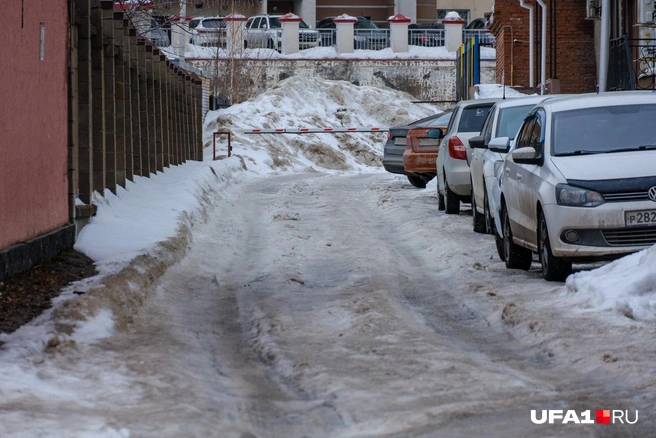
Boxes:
[599,0,611,92]
[536,0,547,95]
[519,0,534,88]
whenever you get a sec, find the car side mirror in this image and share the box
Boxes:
[263,24,268,30]
[511,146,540,164]
[426,128,443,139]
[469,135,485,149]
[488,136,511,153]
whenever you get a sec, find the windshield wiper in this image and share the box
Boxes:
[554,150,602,157]
[604,145,656,154]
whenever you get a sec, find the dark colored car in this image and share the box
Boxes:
[464,18,495,46]
[316,16,389,50]
[408,23,444,47]
[383,111,453,188]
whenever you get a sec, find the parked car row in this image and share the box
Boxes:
[184,14,480,51]
[384,91,656,282]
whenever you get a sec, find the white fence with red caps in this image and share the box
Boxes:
[243,127,389,134]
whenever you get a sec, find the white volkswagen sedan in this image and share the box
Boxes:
[499,91,656,281]
[469,95,553,235]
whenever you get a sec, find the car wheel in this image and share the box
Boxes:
[407,175,426,189]
[243,41,248,49]
[495,234,506,262]
[267,39,275,49]
[422,174,435,184]
[444,179,460,215]
[472,188,486,233]
[502,205,532,270]
[484,186,494,235]
[437,180,445,211]
[538,212,572,281]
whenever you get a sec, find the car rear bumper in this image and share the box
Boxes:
[444,157,471,196]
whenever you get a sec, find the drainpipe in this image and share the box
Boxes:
[536,0,547,95]
[519,0,534,88]
[598,0,611,92]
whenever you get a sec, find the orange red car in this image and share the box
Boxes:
[402,111,452,187]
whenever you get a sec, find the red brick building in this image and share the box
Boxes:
[489,0,597,94]
[490,0,655,94]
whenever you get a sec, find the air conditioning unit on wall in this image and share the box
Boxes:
[585,0,601,19]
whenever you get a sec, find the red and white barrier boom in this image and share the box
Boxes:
[244,127,389,134]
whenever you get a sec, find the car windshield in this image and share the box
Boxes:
[552,103,656,156]
[457,105,493,132]
[496,104,536,139]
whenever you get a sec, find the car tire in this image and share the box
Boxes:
[472,188,486,233]
[444,179,460,215]
[483,186,494,235]
[538,212,572,281]
[502,205,532,270]
[407,175,426,189]
[495,234,505,262]
[437,180,445,211]
[267,39,275,49]
[243,41,248,49]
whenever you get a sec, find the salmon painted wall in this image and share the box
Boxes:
[0,0,69,249]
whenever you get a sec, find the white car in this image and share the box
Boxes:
[499,91,656,281]
[244,15,320,51]
[469,96,552,235]
[189,16,226,47]
[436,98,501,214]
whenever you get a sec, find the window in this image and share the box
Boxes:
[496,105,536,139]
[515,117,536,149]
[457,105,493,133]
[480,108,495,145]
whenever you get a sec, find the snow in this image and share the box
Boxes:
[163,43,498,61]
[1,76,655,436]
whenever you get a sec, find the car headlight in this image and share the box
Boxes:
[555,184,605,207]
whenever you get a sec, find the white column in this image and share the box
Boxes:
[388,14,410,53]
[443,12,465,53]
[223,13,247,54]
[394,0,417,25]
[279,13,301,55]
[333,14,357,54]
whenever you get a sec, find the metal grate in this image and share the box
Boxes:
[602,227,656,246]
[603,191,650,202]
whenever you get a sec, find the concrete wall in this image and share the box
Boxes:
[187,57,497,110]
[0,0,70,250]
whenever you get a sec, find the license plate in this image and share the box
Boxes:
[625,209,656,227]
[394,137,407,145]
[418,138,439,146]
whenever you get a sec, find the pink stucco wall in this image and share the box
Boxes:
[0,0,69,249]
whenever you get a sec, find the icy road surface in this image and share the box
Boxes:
[3,172,656,437]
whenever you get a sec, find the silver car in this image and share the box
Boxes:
[469,96,552,234]
[436,98,501,214]
[499,91,656,281]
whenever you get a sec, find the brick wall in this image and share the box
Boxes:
[490,0,597,94]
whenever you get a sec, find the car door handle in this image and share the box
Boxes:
[516,173,522,181]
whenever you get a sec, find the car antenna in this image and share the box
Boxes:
[502,71,506,99]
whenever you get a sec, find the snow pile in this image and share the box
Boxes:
[475,83,536,99]
[564,245,656,321]
[204,76,442,173]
